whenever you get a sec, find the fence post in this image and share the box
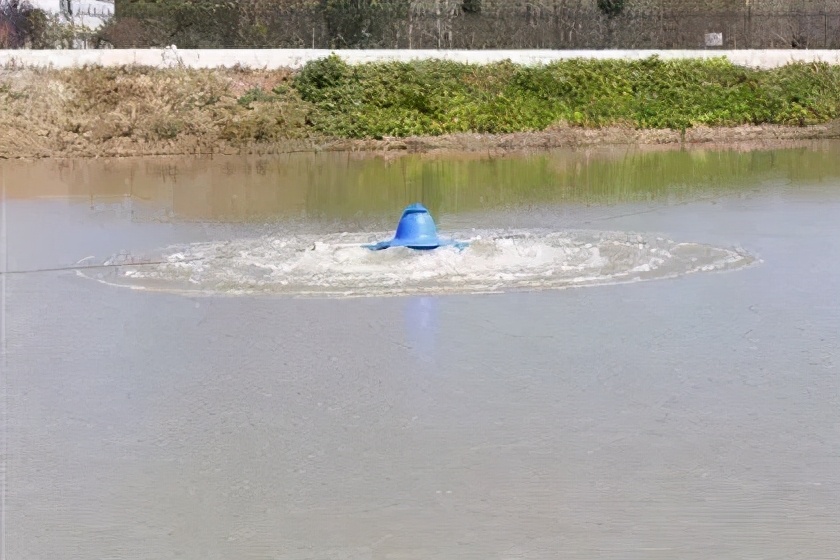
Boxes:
[435,0,441,49]
[743,11,748,49]
[746,4,751,49]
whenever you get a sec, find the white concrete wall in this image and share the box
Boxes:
[2,49,840,70]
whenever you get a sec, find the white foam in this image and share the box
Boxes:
[82,229,756,298]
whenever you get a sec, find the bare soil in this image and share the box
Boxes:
[327,122,840,158]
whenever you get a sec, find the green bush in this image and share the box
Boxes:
[291,55,840,139]
[237,87,277,107]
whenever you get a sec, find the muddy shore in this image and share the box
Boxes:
[4,122,839,161]
[4,123,839,161]
[333,122,840,157]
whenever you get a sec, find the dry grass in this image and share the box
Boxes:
[0,64,320,159]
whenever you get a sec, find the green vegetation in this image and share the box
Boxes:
[0,0,100,48]
[293,55,840,138]
[2,56,840,159]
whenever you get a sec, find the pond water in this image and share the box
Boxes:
[2,142,839,559]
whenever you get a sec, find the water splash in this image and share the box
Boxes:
[80,229,756,298]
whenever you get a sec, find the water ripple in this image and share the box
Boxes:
[80,229,757,298]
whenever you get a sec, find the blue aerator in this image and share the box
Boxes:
[364,203,468,251]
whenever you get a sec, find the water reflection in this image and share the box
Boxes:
[403,297,439,363]
[3,141,840,224]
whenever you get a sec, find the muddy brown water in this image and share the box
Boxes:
[2,142,839,559]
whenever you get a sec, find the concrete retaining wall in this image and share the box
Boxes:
[3,48,840,70]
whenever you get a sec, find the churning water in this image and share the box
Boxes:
[82,228,754,298]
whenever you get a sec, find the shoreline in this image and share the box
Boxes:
[2,122,839,161]
[335,122,840,156]
[3,57,840,161]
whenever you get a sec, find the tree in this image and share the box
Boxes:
[0,0,55,48]
[0,0,28,47]
[321,0,411,48]
[597,0,624,18]
[461,0,480,14]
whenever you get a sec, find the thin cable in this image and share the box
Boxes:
[0,258,204,277]
[567,191,727,228]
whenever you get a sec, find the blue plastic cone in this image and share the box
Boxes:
[364,203,468,251]
[392,203,442,248]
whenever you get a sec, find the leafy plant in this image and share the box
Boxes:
[290,55,840,139]
[237,87,276,107]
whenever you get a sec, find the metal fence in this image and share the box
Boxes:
[4,0,840,50]
[102,4,840,50]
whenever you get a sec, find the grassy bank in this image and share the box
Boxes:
[2,55,840,159]
[294,55,840,136]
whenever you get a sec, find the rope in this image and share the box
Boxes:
[0,258,201,276]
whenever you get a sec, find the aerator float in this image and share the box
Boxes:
[363,203,469,251]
